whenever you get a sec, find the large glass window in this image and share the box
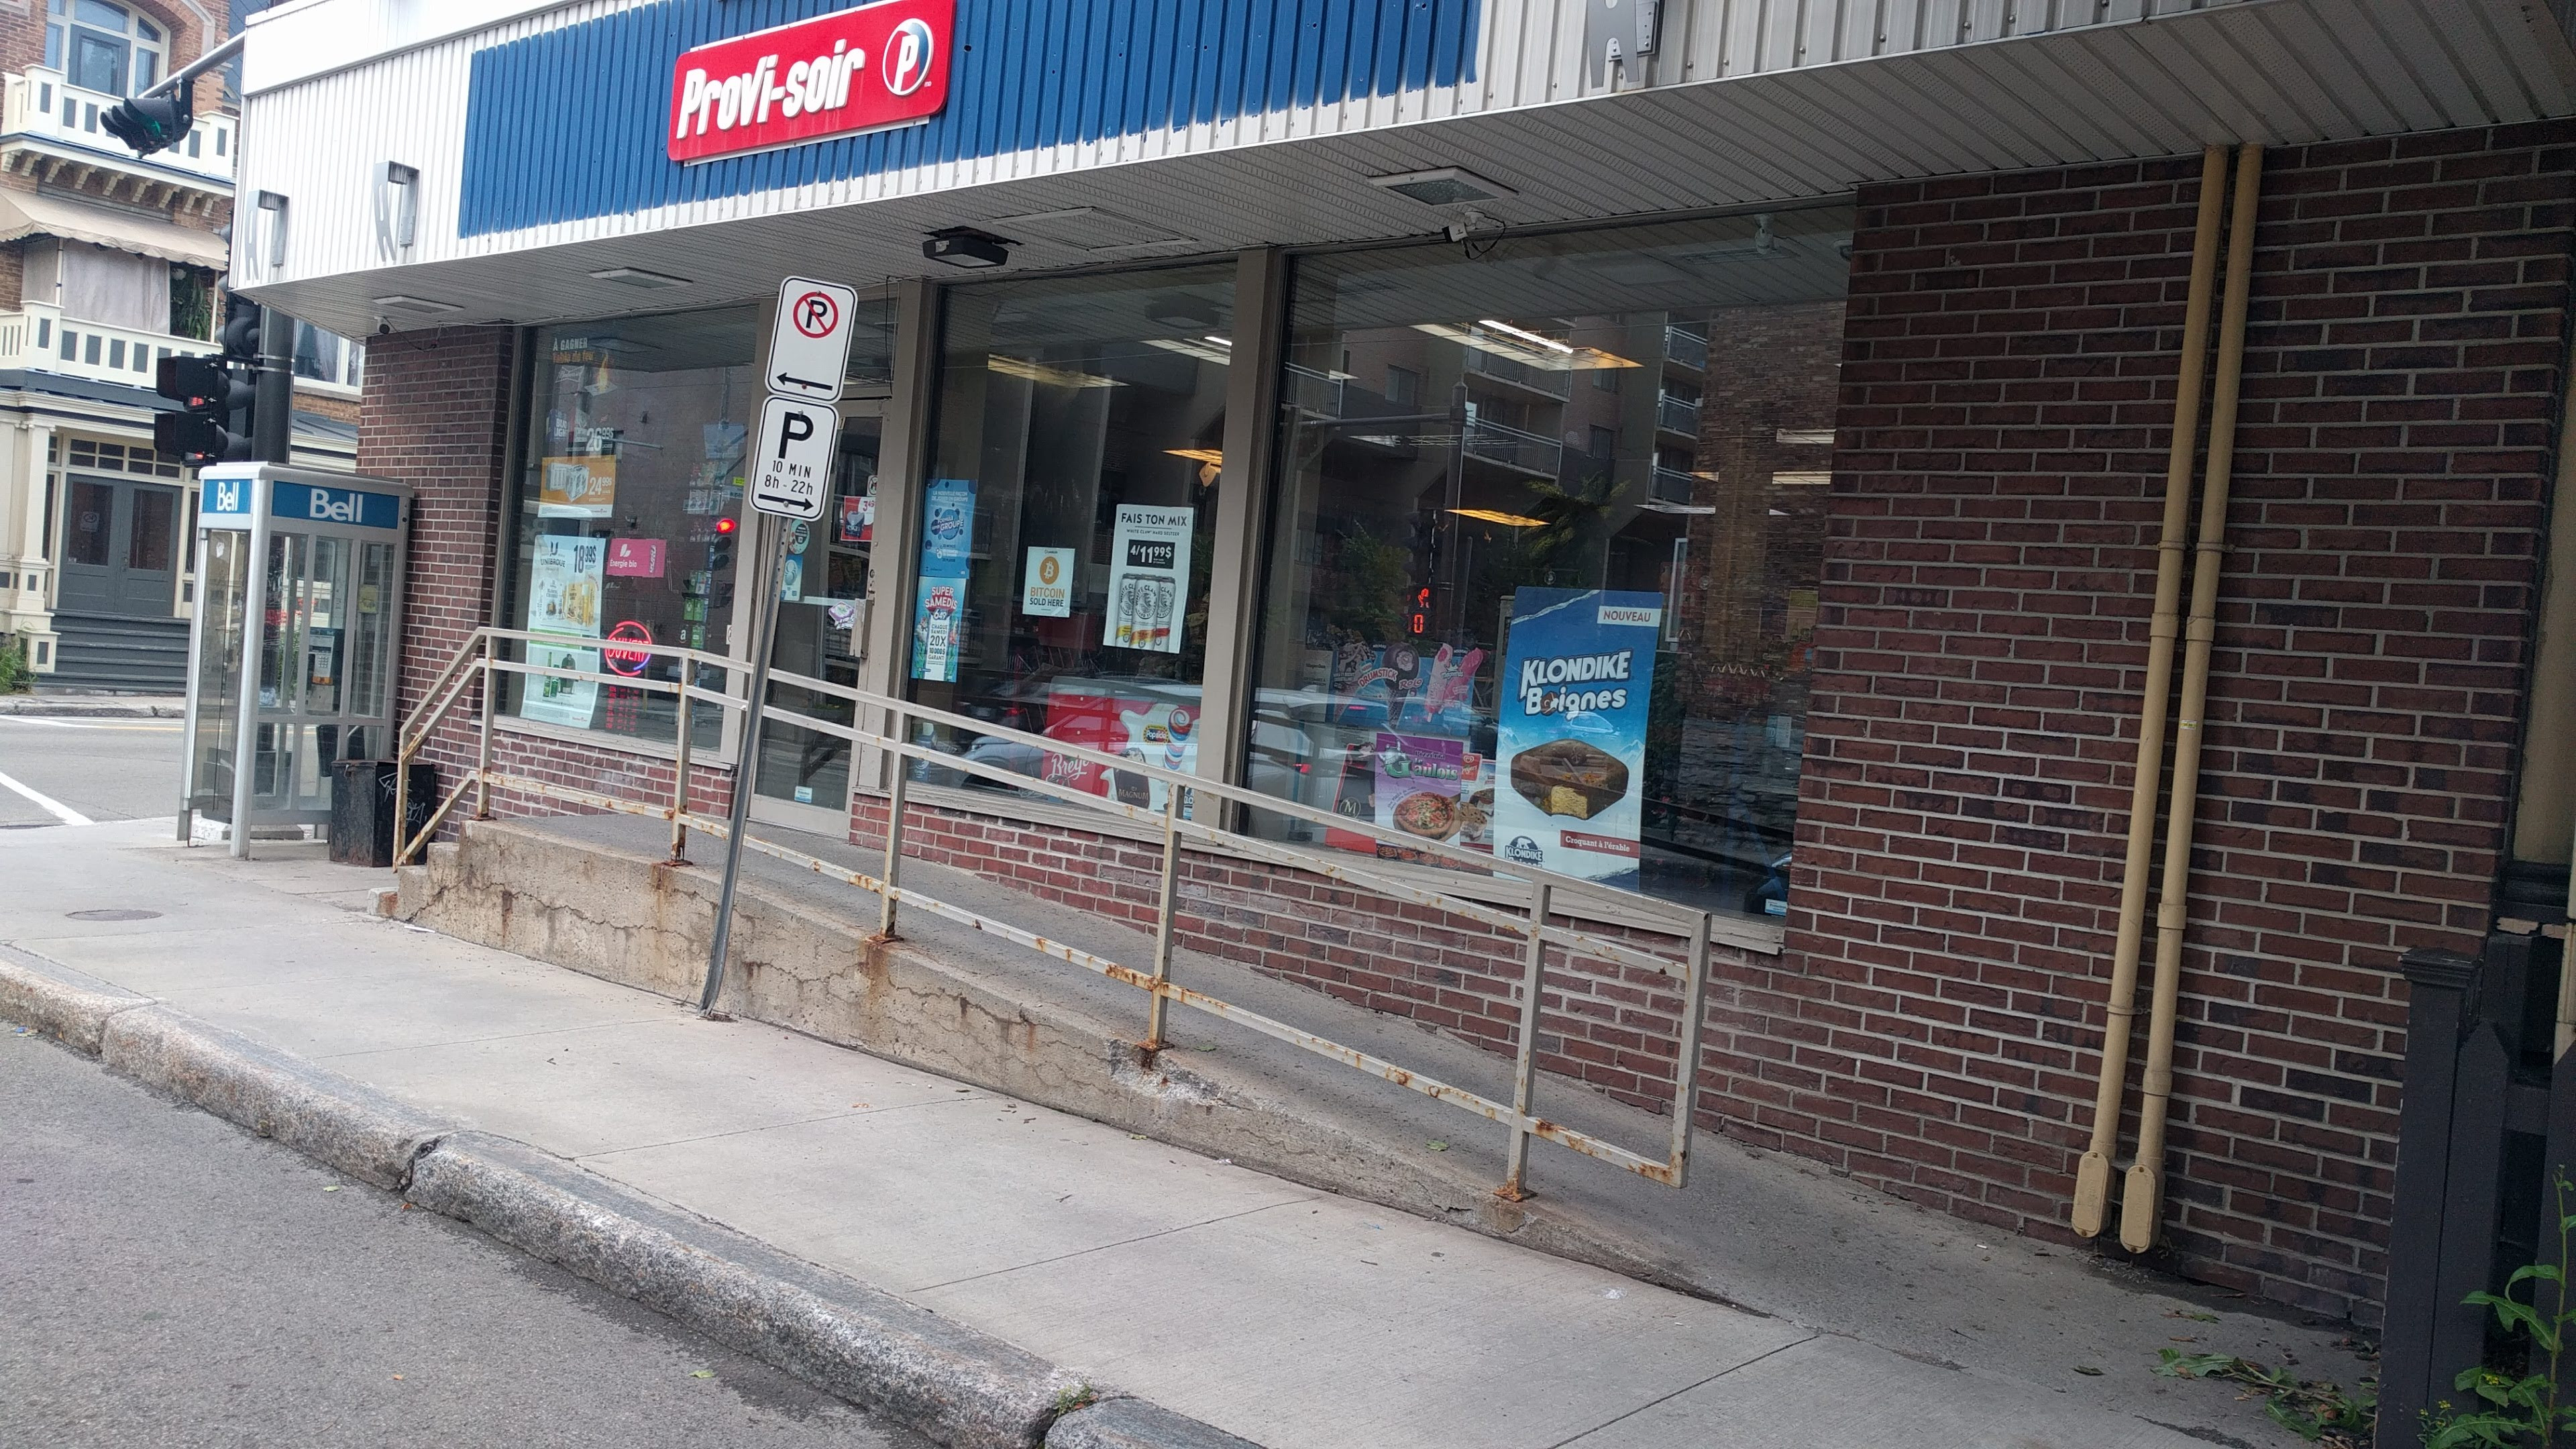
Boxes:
[1246,209,1849,922]
[505,306,759,749]
[46,0,162,95]
[906,264,1233,810]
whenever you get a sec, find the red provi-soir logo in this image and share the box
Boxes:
[667,0,953,165]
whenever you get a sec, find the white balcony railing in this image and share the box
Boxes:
[1656,393,1701,437]
[0,303,215,386]
[1462,417,1562,478]
[0,66,235,186]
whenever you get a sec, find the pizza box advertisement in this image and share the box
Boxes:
[1368,733,1491,865]
[1493,588,1664,888]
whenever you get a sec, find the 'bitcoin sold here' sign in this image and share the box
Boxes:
[667,0,952,164]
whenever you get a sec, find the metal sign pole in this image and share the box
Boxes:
[697,520,786,1016]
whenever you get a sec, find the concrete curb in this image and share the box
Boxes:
[1044,1397,1265,1449]
[410,1133,1082,1449]
[0,946,153,1054]
[1,949,1265,1449]
[0,695,184,717]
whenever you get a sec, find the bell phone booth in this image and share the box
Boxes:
[179,464,412,857]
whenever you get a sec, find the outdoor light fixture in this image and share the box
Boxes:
[590,266,693,290]
[923,228,1013,268]
[1368,166,1516,207]
[371,294,463,316]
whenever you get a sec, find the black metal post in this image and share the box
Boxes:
[2379,946,2481,1448]
[254,306,292,464]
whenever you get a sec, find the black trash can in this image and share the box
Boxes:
[329,759,435,867]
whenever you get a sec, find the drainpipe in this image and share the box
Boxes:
[2073,146,2229,1240]
[2123,144,2265,1254]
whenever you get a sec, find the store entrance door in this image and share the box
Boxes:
[750,402,881,829]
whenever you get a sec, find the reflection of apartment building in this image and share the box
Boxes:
[0,0,356,690]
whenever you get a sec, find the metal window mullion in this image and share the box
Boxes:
[1195,246,1286,802]
[857,277,940,797]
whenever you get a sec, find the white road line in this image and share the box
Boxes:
[0,769,93,825]
[0,715,89,728]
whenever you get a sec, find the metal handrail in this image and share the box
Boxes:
[392,625,1715,1199]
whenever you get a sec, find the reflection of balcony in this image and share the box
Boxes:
[0,66,235,196]
[1653,466,1699,504]
[1463,347,1571,398]
[1287,364,1345,417]
[1656,393,1701,438]
[1663,326,1708,372]
[0,303,215,387]
[1462,418,1562,478]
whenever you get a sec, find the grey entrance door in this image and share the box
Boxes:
[58,475,180,616]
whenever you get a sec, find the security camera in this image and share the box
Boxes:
[375,319,392,336]
[1444,207,1500,244]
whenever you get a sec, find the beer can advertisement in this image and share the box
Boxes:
[1102,504,1191,655]
[1493,588,1664,887]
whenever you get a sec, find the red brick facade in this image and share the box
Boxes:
[362,125,2576,1329]
[1800,125,2572,1322]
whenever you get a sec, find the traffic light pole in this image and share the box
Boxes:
[254,306,292,465]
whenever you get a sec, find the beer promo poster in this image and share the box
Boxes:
[1102,504,1191,655]
[1493,588,1663,887]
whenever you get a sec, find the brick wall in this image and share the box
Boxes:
[362,326,516,795]
[1799,125,2573,1324]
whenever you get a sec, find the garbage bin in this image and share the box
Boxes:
[329,759,435,867]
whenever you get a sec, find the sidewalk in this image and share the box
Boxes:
[0,692,185,717]
[3,819,2345,1448]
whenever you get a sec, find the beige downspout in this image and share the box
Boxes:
[2123,144,2265,1254]
[2073,146,2231,1239]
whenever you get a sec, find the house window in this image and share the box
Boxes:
[47,0,164,97]
[291,320,365,388]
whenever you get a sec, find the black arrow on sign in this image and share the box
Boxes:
[775,372,833,392]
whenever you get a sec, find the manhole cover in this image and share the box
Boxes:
[66,909,160,922]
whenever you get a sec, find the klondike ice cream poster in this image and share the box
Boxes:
[1493,588,1663,888]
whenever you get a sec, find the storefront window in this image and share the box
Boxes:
[1245,209,1849,922]
[906,264,1233,810]
[505,305,759,749]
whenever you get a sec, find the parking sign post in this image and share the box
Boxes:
[698,275,855,1016]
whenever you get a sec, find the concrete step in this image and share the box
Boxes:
[48,610,189,693]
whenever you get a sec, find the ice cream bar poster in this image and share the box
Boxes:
[1102,504,1192,655]
[1493,588,1663,888]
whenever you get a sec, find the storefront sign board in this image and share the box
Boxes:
[1493,588,1662,887]
[1022,546,1074,617]
[1102,505,1191,653]
[669,0,953,166]
[605,537,665,578]
[765,276,861,402]
[750,394,837,519]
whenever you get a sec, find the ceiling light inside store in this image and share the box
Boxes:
[1413,321,1635,372]
[989,355,1118,389]
[1368,166,1515,207]
[1772,471,1833,486]
[1777,429,1835,445]
[1166,448,1224,466]
[1451,507,1548,529]
[1142,337,1234,366]
[590,266,692,289]
[1642,500,1718,516]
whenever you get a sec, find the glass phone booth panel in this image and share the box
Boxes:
[181,465,412,855]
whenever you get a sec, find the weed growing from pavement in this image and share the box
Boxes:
[2154,1350,2375,1446]
[1052,1383,1098,1416]
[2421,1173,2576,1448]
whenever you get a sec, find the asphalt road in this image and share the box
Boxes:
[0,715,186,828]
[0,1024,929,1449]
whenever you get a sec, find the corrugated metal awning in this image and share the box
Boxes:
[0,190,229,270]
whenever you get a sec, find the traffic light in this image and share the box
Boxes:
[154,355,252,464]
[154,297,262,466]
[101,94,192,156]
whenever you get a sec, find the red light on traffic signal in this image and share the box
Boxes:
[716,516,738,534]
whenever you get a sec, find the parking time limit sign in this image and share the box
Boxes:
[750,394,838,520]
